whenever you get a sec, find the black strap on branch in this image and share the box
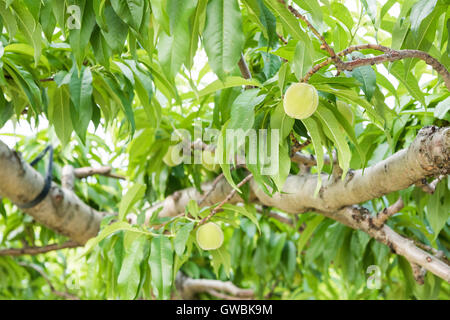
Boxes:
[19,145,54,209]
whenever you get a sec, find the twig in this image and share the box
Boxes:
[410,262,426,285]
[74,166,126,180]
[62,165,75,190]
[370,197,404,229]
[254,205,295,227]
[198,173,225,205]
[0,241,81,256]
[278,0,339,63]
[238,53,253,81]
[277,33,288,44]
[416,175,445,194]
[198,174,253,226]
[289,132,311,156]
[18,262,79,299]
[301,44,450,88]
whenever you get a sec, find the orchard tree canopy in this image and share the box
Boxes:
[0,0,449,300]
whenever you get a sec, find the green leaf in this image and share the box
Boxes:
[50,0,65,33]
[186,0,208,69]
[125,60,158,127]
[10,3,42,66]
[174,222,194,256]
[243,0,277,48]
[100,4,128,53]
[361,0,377,25]
[269,232,287,269]
[186,199,199,219]
[297,215,325,260]
[228,89,262,131]
[434,97,450,119]
[79,221,154,258]
[333,23,349,52]
[292,0,322,26]
[0,94,13,128]
[150,0,171,35]
[68,0,96,70]
[270,102,294,140]
[0,2,17,39]
[117,233,147,299]
[48,84,73,146]
[210,245,231,277]
[3,58,42,114]
[118,183,146,221]
[281,240,296,280]
[222,203,260,234]
[427,181,449,238]
[180,76,261,100]
[301,117,325,194]
[292,39,313,81]
[203,0,245,80]
[315,106,351,177]
[40,0,56,41]
[69,66,93,143]
[158,0,197,79]
[149,235,174,300]
[350,52,377,101]
[264,0,308,42]
[410,0,438,34]
[390,61,426,106]
[111,0,145,31]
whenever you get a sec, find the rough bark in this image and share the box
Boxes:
[0,126,449,281]
[0,141,103,244]
[151,126,449,218]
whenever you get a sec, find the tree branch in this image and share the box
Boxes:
[1,126,448,281]
[175,273,254,300]
[322,206,450,283]
[0,241,80,256]
[198,173,253,226]
[370,197,404,229]
[301,44,450,89]
[0,141,103,244]
[18,262,80,299]
[279,0,340,63]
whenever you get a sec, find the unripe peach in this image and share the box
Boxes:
[196,222,224,250]
[283,83,319,120]
[202,150,219,172]
[163,145,183,167]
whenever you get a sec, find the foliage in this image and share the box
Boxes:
[0,0,449,300]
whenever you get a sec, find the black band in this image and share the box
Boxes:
[19,145,54,209]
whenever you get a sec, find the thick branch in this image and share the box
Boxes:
[147,126,449,219]
[253,126,449,214]
[0,141,103,244]
[1,126,448,281]
[322,206,450,283]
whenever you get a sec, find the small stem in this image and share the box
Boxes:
[198,174,253,226]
